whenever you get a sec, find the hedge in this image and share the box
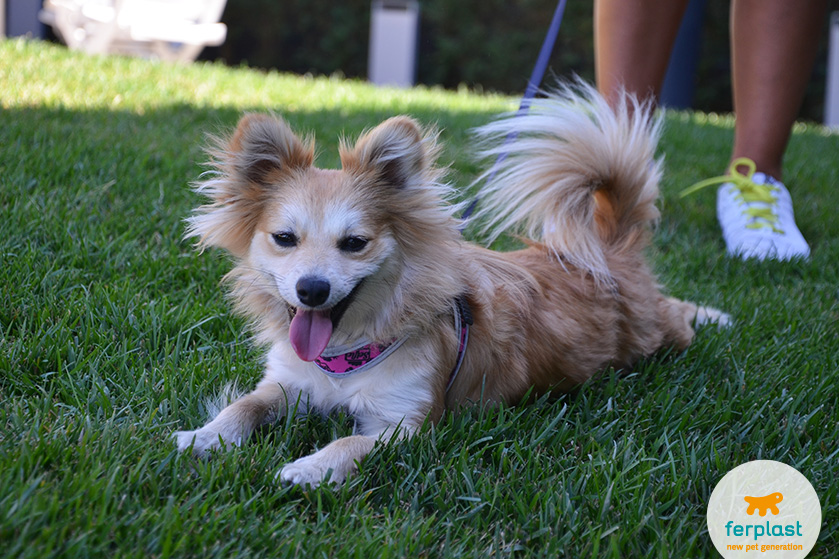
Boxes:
[204,0,839,122]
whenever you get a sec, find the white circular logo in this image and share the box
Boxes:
[707,460,821,558]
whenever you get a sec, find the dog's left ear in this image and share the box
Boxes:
[342,117,431,189]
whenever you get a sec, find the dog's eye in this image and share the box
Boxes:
[272,232,298,248]
[339,236,368,253]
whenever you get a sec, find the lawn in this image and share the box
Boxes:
[1,38,838,558]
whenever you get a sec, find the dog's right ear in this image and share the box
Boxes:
[186,114,314,257]
[226,113,314,185]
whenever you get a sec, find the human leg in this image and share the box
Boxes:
[594,0,691,106]
[716,0,826,260]
[729,0,827,179]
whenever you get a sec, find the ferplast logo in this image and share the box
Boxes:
[707,461,821,558]
[723,492,803,542]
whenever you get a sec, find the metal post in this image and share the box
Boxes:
[368,0,419,88]
[6,0,45,38]
[825,11,839,128]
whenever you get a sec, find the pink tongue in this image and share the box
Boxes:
[289,309,333,361]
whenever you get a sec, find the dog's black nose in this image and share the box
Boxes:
[296,276,331,307]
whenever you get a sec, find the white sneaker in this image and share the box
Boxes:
[682,157,810,261]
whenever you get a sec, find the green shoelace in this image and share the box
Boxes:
[680,157,782,233]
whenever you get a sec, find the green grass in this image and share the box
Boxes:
[1,38,838,558]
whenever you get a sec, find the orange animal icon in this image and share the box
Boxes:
[744,492,783,516]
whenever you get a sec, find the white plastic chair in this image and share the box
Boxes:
[39,0,227,62]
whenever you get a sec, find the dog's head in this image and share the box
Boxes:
[188,114,464,361]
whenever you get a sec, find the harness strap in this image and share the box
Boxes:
[314,335,408,377]
[313,296,472,393]
[445,295,472,392]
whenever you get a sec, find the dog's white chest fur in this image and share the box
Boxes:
[263,341,436,436]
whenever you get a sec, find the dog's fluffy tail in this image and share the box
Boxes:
[473,81,662,284]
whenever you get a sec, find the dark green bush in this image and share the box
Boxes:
[212,0,371,78]
[416,0,594,93]
[209,0,592,92]
[206,0,839,122]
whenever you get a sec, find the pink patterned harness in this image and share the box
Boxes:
[314,297,472,392]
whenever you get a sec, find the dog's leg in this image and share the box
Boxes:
[278,434,379,487]
[692,303,732,328]
[667,296,731,329]
[174,380,293,456]
[660,296,731,350]
[278,422,415,487]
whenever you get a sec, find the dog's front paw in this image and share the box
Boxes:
[278,451,355,488]
[173,427,240,456]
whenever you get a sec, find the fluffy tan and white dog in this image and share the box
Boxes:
[175,83,728,486]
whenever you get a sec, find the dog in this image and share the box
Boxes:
[174,83,729,486]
